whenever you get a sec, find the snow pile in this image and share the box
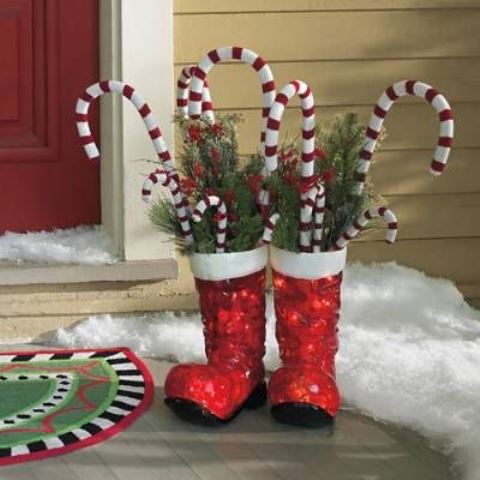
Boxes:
[0,226,118,265]
[54,262,480,478]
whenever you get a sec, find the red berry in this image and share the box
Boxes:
[314,147,328,160]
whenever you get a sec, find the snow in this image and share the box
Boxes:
[53,262,480,478]
[0,226,118,265]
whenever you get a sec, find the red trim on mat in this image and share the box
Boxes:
[0,347,154,466]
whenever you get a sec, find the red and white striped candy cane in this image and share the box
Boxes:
[354,80,454,195]
[262,213,280,244]
[176,66,214,121]
[188,46,276,146]
[312,183,326,253]
[192,195,228,253]
[299,186,319,252]
[333,206,398,250]
[264,80,315,179]
[263,80,316,251]
[141,169,193,245]
[76,80,175,173]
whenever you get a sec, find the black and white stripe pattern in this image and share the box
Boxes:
[0,349,148,459]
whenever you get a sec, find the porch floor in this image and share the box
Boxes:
[0,349,456,480]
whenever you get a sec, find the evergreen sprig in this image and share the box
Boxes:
[266,112,384,252]
[147,114,265,254]
[147,112,385,254]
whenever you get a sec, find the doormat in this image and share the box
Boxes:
[0,347,154,466]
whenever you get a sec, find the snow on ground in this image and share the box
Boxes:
[53,262,480,478]
[0,226,118,265]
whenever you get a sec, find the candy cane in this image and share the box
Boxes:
[188,46,276,146]
[262,213,280,244]
[299,186,319,253]
[177,66,214,120]
[192,195,228,253]
[354,80,454,195]
[142,169,193,245]
[263,80,316,250]
[333,206,398,250]
[264,80,315,179]
[312,183,326,253]
[76,80,175,174]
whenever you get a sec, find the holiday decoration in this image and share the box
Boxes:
[0,348,153,465]
[262,213,280,244]
[146,114,265,254]
[188,46,276,146]
[261,76,454,427]
[142,169,193,245]
[269,246,346,426]
[76,81,175,173]
[76,48,455,430]
[192,195,228,253]
[261,80,402,427]
[263,80,316,230]
[333,206,398,251]
[143,47,277,424]
[354,80,454,195]
[164,247,269,424]
[176,65,214,120]
[313,183,326,253]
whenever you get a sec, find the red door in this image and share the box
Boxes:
[0,0,100,233]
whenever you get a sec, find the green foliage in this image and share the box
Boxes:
[146,111,385,255]
[147,114,265,254]
[316,112,379,250]
[266,174,301,252]
[267,112,383,252]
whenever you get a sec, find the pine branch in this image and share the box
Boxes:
[147,114,264,254]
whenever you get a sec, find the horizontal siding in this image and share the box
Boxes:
[175,0,480,13]
[349,238,480,285]
[175,10,480,62]
[367,150,480,196]
[173,3,480,303]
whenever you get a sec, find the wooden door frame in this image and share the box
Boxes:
[99,0,175,262]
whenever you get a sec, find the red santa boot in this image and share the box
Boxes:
[268,246,347,427]
[164,246,268,425]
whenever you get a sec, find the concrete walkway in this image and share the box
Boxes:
[0,349,458,480]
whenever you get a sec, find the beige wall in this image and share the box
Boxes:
[1,0,479,341]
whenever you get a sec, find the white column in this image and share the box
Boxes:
[100,0,175,262]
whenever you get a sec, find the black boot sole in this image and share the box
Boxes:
[165,381,267,426]
[271,402,334,428]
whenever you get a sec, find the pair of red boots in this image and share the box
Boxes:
[164,245,346,427]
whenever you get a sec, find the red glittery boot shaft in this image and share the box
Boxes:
[269,264,343,425]
[164,257,267,424]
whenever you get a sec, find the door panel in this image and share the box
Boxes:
[0,0,100,232]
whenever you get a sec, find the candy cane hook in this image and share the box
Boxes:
[299,186,319,252]
[333,206,398,250]
[177,66,214,121]
[76,80,175,173]
[192,195,228,253]
[189,46,276,146]
[262,213,280,244]
[354,80,454,195]
[263,80,316,251]
[142,169,193,245]
[264,80,315,179]
[312,183,326,253]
